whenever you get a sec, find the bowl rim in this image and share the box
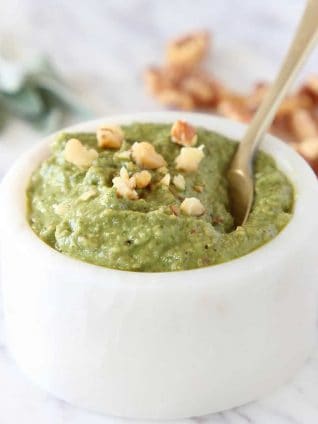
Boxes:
[1,111,318,287]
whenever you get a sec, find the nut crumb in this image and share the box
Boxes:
[160,173,171,186]
[97,124,124,149]
[79,189,97,201]
[193,185,204,193]
[131,141,167,169]
[171,120,197,146]
[173,174,186,191]
[115,150,131,160]
[64,138,98,169]
[180,197,205,216]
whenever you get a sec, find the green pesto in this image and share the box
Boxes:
[27,123,293,272]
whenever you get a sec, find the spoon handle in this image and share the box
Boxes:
[237,0,318,162]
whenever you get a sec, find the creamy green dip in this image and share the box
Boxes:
[27,123,293,272]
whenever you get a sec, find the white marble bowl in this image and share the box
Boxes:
[1,112,318,420]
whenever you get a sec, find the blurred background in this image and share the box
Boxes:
[0,0,317,175]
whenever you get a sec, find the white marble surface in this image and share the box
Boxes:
[0,1,318,423]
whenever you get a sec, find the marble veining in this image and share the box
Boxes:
[0,0,318,422]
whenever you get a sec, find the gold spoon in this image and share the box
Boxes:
[228,0,318,227]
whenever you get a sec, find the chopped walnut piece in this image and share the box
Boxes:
[173,174,186,191]
[64,138,98,169]
[112,166,138,200]
[175,145,205,172]
[166,31,209,69]
[171,120,197,146]
[289,109,318,141]
[180,197,205,216]
[134,170,152,188]
[131,141,167,169]
[97,124,124,149]
[160,173,171,186]
[193,185,204,193]
[79,189,97,201]
[116,150,131,160]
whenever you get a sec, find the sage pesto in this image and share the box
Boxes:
[27,123,293,272]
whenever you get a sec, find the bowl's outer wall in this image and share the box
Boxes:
[1,235,317,419]
[1,113,318,419]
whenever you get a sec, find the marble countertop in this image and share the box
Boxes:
[1,0,318,423]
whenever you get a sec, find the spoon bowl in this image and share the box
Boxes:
[227,165,253,226]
